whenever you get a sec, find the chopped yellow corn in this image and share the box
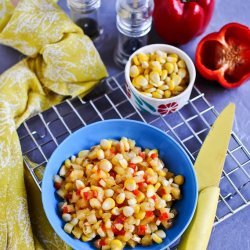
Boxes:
[152,233,163,244]
[138,53,149,63]
[130,65,140,78]
[55,137,183,250]
[116,193,126,204]
[133,55,140,66]
[124,178,137,191]
[102,198,115,210]
[129,50,189,100]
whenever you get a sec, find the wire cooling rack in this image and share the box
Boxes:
[18,72,250,227]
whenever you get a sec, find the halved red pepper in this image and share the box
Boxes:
[153,0,215,44]
[196,23,250,88]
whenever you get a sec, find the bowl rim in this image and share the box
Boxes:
[42,119,198,250]
[125,44,196,102]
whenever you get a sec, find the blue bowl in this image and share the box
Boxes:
[42,119,198,250]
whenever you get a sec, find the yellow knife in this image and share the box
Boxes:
[178,103,235,250]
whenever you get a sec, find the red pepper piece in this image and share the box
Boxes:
[150,153,158,159]
[83,191,91,200]
[54,182,61,190]
[137,225,147,236]
[160,188,167,196]
[138,182,144,189]
[76,187,84,196]
[110,147,116,154]
[159,212,169,221]
[101,223,106,231]
[62,206,68,214]
[112,225,126,236]
[133,190,139,196]
[129,163,137,171]
[109,170,116,178]
[111,215,116,221]
[99,238,107,246]
[196,23,250,88]
[66,193,72,201]
[92,190,98,198]
[138,182,146,192]
[151,195,157,201]
[116,144,122,153]
[146,211,154,218]
[153,0,215,44]
[139,152,146,160]
[114,215,126,224]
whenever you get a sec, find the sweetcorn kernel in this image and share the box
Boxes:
[102,198,115,210]
[141,235,153,246]
[152,92,162,99]
[164,90,172,98]
[129,50,189,100]
[90,198,101,209]
[124,179,137,191]
[138,53,149,63]
[171,74,182,86]
[178,59,186,68]
[136,191,145,203]
[130,65,140,78]
[65,159,71,168]
[64,223,74,234]
[174,175,184,185]
[116,193,126,204]
[135,211,146,220]
[100,139,112,150]
[149,71,161,85]
[152,233,163,244]
[99,159,112,172]
[134,204,140,214]
[133,75,148,88]
[142,61,149,69]
[123,206,134,217]
[133,56,140,65]
[178,68,187,78]
[110,239,123,250]
[168,80,175,91]
[147,185,155,198]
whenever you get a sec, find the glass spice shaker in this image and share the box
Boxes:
[67,0,103,42]
[114,0,154,68]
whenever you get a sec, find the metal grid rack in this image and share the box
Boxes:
[18,72,250,227]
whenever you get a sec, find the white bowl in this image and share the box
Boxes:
[125,44,196,115]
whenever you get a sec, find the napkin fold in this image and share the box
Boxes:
[0,0,108,249]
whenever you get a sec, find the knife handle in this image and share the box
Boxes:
[178,186,220,250]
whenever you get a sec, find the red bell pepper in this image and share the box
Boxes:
[196,23,250,88]
[150,153,158,159]
[137,225,147,235]
[146,211,154,218]
[159,212,169,221]
[153,0,215,44]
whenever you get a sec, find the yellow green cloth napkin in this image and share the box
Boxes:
[0,0,108,249]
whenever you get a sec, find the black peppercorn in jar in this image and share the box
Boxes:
[114,0,154,68]
[68,0,102,42]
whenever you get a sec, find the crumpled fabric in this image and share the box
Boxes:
[0,0,108,249]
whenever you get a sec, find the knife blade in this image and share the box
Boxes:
[195,103,235,191]
[178,103,235,250]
